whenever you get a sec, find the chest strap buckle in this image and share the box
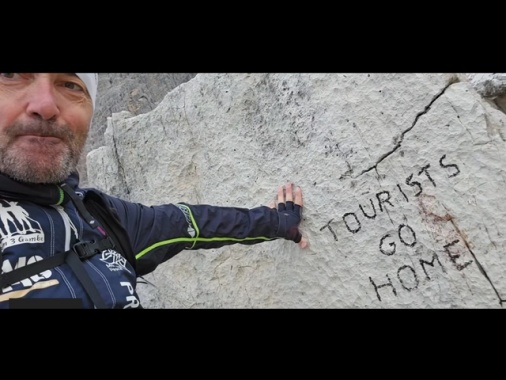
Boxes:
[72,236,115,260]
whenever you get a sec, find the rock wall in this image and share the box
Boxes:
[87,73,506,308]
[78,73,197,187]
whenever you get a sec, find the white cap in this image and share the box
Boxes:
[76,73,98,109]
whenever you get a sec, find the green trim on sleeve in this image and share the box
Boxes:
[135,235,276,260]
[180,204,200,249]
[134,203,276,260]
[135,203,278,260]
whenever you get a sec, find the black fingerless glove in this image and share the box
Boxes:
[276,201,302,243]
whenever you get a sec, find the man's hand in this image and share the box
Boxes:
[271,182,308,249]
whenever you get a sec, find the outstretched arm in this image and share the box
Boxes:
[106,182,308,276]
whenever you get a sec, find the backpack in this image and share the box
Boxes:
[0,186,137,309]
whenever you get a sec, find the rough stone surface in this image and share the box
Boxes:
[87,73,506,308]
[77,73,197,187]
[467,73,506,97]
[466,73,506,115]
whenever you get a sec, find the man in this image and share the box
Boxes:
[0,73,307,309]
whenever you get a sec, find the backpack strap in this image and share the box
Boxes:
[1,252,67,289]
[0,233,116,288]
[82,190,137,271]
[0,231,115,308]
[0,186,135,309]
[65,250,107,309]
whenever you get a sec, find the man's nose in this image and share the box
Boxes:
[25,79,60,121]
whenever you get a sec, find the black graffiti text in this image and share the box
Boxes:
[320,153,460,240]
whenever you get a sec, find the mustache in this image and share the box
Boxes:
[7,120,74,141]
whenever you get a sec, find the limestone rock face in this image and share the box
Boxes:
[87,73,506,308]
[78,73,197,187]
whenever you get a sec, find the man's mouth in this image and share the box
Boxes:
[17,134,63,144]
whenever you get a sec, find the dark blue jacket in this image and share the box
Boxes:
[0,173,283,308]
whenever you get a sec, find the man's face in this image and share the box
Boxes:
[0,73,93,184]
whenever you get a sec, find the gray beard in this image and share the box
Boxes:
[0,120,86,184]
[0,147,78,184]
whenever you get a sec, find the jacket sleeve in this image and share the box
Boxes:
[105,196,281,276]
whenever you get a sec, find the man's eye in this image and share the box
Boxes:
[64,81,84,91]
[0,73,16,79]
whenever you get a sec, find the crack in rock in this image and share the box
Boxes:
[358,81,455,177]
